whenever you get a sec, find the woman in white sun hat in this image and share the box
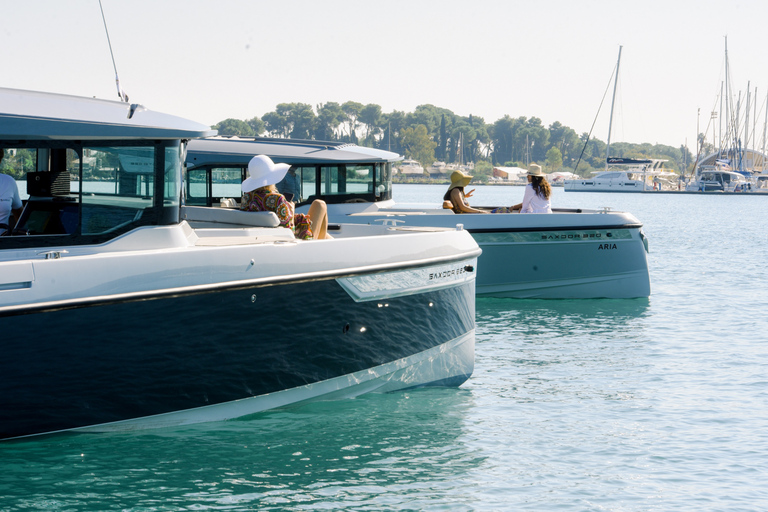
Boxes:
[240,155,331,239]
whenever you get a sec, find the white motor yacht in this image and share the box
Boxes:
[564,158,676,192]
[0,89,480,440]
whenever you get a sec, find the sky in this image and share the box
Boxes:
[3,0,768,151]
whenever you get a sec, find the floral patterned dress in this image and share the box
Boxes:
[240,190,313,239]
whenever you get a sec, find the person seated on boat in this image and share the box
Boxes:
[241,155,331,239]
[276,165,301,202]
[443,170,489,214]
[511,164,552,213]
[0,150,23,235]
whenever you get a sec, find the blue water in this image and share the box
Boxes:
[2,185,768,511]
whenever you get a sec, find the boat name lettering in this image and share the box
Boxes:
[598,243,618,250]
[541,232,610,240]
[429,267,469,280]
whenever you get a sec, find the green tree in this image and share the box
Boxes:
[213,118,255,137]
[378,110,407,154]
[359,104,383,144]
[341,101,364,142]
[490,116,516,164]
[262,110,288,137]
[315,102,344,140]
[399,124,436,166]
[247,116,265,136]
[449,121,477,165]
[546,147,563,170]
[438,114,447,161]
[283,103,316,139]
[548,121,580,166]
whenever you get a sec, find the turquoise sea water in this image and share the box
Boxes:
[2,185,768,511]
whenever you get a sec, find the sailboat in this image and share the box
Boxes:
[565,47,677,193]
[688,37,768,193]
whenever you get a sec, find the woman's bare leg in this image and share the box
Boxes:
[307,200,331,239]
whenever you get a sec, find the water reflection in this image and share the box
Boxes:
[0,390,483,510]
[476,297,650,338]
[470,298,653,405]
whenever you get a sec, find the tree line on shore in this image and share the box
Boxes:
[212,101,694,182]
[0,101,694,182]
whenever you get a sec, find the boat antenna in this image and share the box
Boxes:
[572,54,618,175]
[99,0,129,102]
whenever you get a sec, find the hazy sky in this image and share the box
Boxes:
[4,0,768,151]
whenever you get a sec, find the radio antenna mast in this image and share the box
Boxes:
[99,0,128,102]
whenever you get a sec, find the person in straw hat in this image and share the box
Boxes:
[511,163,552,213]
[240,155,331,239]
[442,170,489,214]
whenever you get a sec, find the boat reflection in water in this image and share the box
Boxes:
[0,88,480,440]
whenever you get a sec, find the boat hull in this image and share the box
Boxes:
[472,229,649,298]
[0,269,475,440]
[324,206,651,299]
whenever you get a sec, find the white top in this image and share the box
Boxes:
[520,183,552,213]
[0,173,22,229]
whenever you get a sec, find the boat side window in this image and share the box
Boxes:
[376,163,393,200]
[212,168,243,200]
[185,167,210,206]
[320,165,345,195]
[81,146,155,235]
[8,147,80,236]
[347,165,374,194]
[315,164,376,200]
[164,145,181,209]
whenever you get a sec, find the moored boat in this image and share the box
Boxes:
[0,88,480,440]
[564,158,677,192]
[186,137,651,299]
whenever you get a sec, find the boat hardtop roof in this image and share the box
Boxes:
[187,136,402,169]
[698,166,749,178]
[0,87,215,141]
[597,157,673,175]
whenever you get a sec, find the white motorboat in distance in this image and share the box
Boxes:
[186,137,651,299]
[0,89,480,440]
[564,158,677,192]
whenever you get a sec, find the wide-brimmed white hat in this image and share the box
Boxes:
[241,155,291,193]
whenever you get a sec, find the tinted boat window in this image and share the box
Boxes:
[81,146,155,235]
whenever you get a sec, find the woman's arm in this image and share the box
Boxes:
[450,188,488,214]
[518,185,535,213]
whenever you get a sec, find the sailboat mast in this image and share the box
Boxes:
[605,45,622,170]
[763,90,768,172]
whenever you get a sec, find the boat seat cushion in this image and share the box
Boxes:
[181,206,280,228]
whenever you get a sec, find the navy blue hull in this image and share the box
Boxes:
[1,277,475,439]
